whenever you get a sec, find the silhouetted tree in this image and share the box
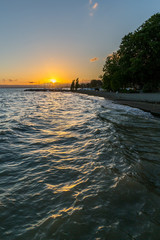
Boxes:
[79,79,102,89]
[70,80,75,91]
[102,52,122,91]
[102,13,160,92]
[90,80,102,88]
[75,78,79,91]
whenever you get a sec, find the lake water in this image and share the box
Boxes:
[0,88,160,240]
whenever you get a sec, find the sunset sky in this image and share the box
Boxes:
[0,0,160,85]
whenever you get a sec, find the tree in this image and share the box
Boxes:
[119,13,160,90]
[102,52,122,91]
[75,78,79,91]
[102,13,160,92]
[70,80,75,91]
[79,79,102,89]
[90,80,102,88]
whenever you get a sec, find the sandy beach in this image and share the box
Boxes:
[77,90,160,116]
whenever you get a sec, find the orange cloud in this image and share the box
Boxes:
[90,57,99,62]
[89,1,98,16]
[92,3,98,9]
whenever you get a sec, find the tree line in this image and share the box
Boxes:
[70,79,102,91]
[70,78,79,91]
[102,13,160,92]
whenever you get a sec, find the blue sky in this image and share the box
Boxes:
[0,0,160,85]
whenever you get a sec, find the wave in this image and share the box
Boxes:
[0,90,160,239]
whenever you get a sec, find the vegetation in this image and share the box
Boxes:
[79,79,102,90]
[90,80,102,89]
[102,13,160,92]
[71,79,102,91]
[70,78,79,91]
[75,78,79,91]
[70,79,75,91]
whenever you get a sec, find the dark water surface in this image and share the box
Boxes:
[0,88,160,240]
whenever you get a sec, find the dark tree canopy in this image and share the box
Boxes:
[90,80,102,88]
[70,80,75,91]
[102,13,160,92]
[70,78,79,91]
[75,78,79,91]
[79,79,102,89]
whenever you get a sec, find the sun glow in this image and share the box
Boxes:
[50,79,57,84]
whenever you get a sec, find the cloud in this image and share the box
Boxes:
[89,12,93,16]
[89,0,98,16]
[90,57,99,62]
[92,2,98,9]
[8,79,17,82]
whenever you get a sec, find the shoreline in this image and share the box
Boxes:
[77,90,160,117]
[24,88,160,117]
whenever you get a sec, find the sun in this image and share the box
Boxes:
[50,79,57,84]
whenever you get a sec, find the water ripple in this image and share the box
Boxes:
[0,89,160,239]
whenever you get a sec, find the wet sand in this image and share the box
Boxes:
[77,90,160,117]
